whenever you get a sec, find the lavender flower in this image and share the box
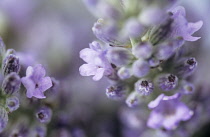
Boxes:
[147,93,193,130]
[2,72,21,95]
[179,81,194,95]
[21,64,52,99]
[169,6,203,41]
[36,106,52,123]
[156,74,178,91]
[79,41,113,81]
[124,18,143,38]
[6,96,19,112]
[135,79,154,96]
[117,67,131,80]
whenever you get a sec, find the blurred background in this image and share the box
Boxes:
[0,0,209,136]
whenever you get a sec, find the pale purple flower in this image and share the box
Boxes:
[169,6,203,41]
[132,42,153,59]
[36,106,52,123]
[6,96,19,112]
[132,59,150,78]
[79,41,113,81]
[124,18,144,38]
[156,74,178,91]
[106,84,127,100]
[126,92,141,108]
[21,64,52,99]
[147,93,193,130]
[135,79,154,96]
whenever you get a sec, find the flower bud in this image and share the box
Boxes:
[106,84,127,100]
[2,72,21,95]
[6,96,19,112]
[0,107,8,133]
[107,47,133,67]
[156,74,178,91]
[36,106,52,124]
[180,81,194,94]
[3,53,20,76]
[117,67,131,80]
[126,92,141,107]
[132,59,150,78]
[135,79,154,96]
[132,42,153,59]
[124,18,143,38]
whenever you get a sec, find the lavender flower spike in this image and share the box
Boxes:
[169,6,203,41]
[147,93,193,130]
[21,64,52,99]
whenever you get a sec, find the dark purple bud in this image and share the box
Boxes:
[176,57,197,77]
[107,47,133,66]
[135,79,154,96]
[6,96,19,112]
[0,107,8,133]
[2,72,21,95]
[156,74,178,91]
[126,92,141,107]
[106,84,127,100]
[36,106,52,124]
[132,59,150,78]
[3,53,20,76]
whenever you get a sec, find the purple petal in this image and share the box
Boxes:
[187,21,203,35]
[32,89,46,99]
[33,64,46,81]
[148,94,164,109]
[176,103,194,121]
[38,77,52,92]
[147,111,163,129]
[26,66,34,77]
[79,64,97,76]
[92,68,105,81]
[170,6,186,17]
[80,48,97,63]
[184,35,201,41]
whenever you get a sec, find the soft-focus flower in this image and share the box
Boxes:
[79,41,113,81]
[36,106,52,124]
[6,96,19,112]
[169,6,203,41]
[147,93,193,130]
[132,59,150,78]
[156,74,178,91]
[21,64,52,99]
[0,107,8,133]
[106,84,127,100]
[135,79,154,96]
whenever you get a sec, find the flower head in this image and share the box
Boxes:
[21,64,52,99]
[147,93,193,130]
[79,41,113,81]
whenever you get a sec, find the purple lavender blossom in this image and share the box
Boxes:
[169,6,203,41]
[135,79,154,96]
[36,106,52,123]
[124,18,144,38]
[179,81,194,95]
[79,41,113,81]
[156,74,178,91]
[126,92,141,108]
[132,59,150,78]
[147,93,193,130]
[117,67,132,80]
[6,96,19,112]
[21,64,52,99]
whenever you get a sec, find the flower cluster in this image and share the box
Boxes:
[80,0,203,130]
[0,37,53,134]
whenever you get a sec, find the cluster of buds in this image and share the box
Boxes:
[80,0,203,130]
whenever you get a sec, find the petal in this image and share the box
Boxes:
[32,89,46,99]
[147,111,164,129]
[33,64,46,81]
[170,6,186,17]
[38,77,52,92]
[21,77,35,90]
[80,48,97,63]
[176,103,194,121]
[92,68,105,81]
[26,89,34,98]
[26,66,34,77]
[187,21,203,35]
[162,115,178,130]
[79,64,97,76]
[183,35,201,41]
[148,94,164,109]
